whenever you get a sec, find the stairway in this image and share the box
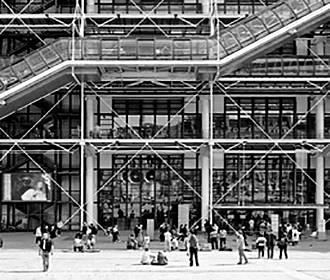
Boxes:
[0,0,329,118]
[0,0,55,14]
[230,55,330,77]
[217,0,330,74]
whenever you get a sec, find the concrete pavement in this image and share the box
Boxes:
[0,232,330,280]
[0,246,330,280]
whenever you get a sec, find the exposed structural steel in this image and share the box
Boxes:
[0,0,330,119]
[0,0,330,236]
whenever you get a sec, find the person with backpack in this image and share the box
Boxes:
[277,233,289,259]
[39,232,54,272]
[187,230,199,266]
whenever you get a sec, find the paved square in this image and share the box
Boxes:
[1,248,330,280]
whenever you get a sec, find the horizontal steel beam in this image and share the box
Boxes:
[213,204,328,210]
[0,138,329,145]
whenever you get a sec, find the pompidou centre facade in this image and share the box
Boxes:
[0,0,329,237]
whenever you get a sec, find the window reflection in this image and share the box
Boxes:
[213,154,298,204]
[98,155,201,229]
[96,99,201,139]
[216,97,296,139]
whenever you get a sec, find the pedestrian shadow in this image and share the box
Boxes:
[213,263,239,266]
[0,270,44,273]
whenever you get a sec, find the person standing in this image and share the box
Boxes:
[187,230,199,266]
[81,222,88,237]
[204,220,212,243]
[112,224,120,243]
[35,225,42,245]
[278,233,289,259]
[39,233,54,272]
[164,229,172,252]
[219,228,227,250]
[255,233,267,258]
[210,227,219,250]
[291,226,300,246]
[236,230,248,265]
[266,229,276,259]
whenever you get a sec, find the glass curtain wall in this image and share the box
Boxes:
[213,154,315,205]
[97,154,201,229]
[96,98,201,139]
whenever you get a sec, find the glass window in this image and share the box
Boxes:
[230,25,254,46]
[286,0,309,16]
[273,3,297,24]
[257,10,281,30]
[245,18,268,39]
[220,32,241,54]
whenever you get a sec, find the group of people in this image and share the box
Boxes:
[32,218,304,272]
[140,228,200,267]
[204,220,228,250]
[34,223,61,245]
[73,222,98,252]
[126,224,144,249]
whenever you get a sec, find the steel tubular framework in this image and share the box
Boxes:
[0,0,330,231]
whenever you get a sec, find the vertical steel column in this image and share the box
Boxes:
[86,0,95,13]
[202,0,211,15]
[209,81,214,225]
[80,81,85,229]
[80,0,85,37]
[315,96,326,240]
[201,95,210,229]
[86,96,95,225]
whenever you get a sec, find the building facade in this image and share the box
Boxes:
[0,0,329,237]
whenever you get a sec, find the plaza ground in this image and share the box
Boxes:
[0,232,330,280]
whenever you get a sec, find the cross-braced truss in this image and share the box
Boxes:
[0,0,330,232]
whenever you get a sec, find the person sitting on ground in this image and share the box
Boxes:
[151,251,168,266]
[73,232,84,252]
[127,233,138,250]
[140,248,155,265]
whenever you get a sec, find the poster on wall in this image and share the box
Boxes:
[2,173,52,201]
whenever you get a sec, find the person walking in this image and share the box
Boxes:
[278,233,289,259]
[236,230,248,265]
[39,233,54,272]
[187,230,199,266]
[256,233,267,258]
[266,229,276,259]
